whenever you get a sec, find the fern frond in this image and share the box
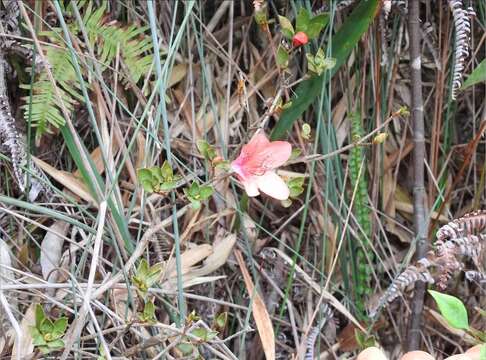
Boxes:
[22,46,80,141]
[23,0,154,139]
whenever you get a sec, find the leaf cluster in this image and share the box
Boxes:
[30,304,68,354]
[137,161,182,193]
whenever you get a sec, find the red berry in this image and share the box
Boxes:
[292,31,308,47]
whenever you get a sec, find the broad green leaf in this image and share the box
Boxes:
[276,46,289,68]
[140,179,154,193]
[271,0,380,140]
[461,59,486,90]
[306,14,329,39]
[429,290,469,330]
[192,327,208,340]
[278,15,294,38]
[296,8,311,33]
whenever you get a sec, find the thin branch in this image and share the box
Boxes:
[407,0,429,351]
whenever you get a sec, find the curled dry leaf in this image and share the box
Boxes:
[33,157,96,205]
[40,221,70,283]
[235,250,275,360]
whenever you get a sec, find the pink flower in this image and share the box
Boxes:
[231,131,292,200]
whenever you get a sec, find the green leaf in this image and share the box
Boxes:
[137,259,150,278]
[53,317,68,335]
[40,318,54,334]
[143,299,156,321]
[429,290,469,330]
[278,15,294,38]
[306,14,329,39]
[137,168,153,182]
[271,0,379,140]
[199,186,214,200]
[192,327,208,340]
[160,161,173,179]
[461,59,486,90]
[296,8,311,33]
[196,140,209,156]
[35,304,45,330]
[276,45,289,68]
[288,177,305,188]
[214,312,227,330]
[188,182,200,197]
[46,338,64,349]
[159,181,178,191]
[190,199,201,210]
[176,342,194,356]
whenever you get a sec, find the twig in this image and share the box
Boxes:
[406,0,429,351]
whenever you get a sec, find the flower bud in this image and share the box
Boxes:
[292,31,308,47]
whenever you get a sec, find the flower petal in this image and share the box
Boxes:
[244,140,292,173]
[241,176,260,197]
[256,171,289,200]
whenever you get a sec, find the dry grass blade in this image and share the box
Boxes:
[235,249,275,360]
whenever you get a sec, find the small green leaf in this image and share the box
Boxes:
[290,148,302,159]
[140,179,155,193]
[429,290,469,330]
[189,181,200,197]
[46,338,64,349]
[159,181,177,191]
[302,123,311,139]
[196,140,209,155]
[462,59,486,90]
[199,186,214,200]
[137,168,153,183]
[53,317,68,335]
[192,327,208,340]
[161,161,173,179]
[176,342,194,356]
[214,312,227,330]
[35,304,45,330]
[190,199,201,210]
[289,186,304,198]
[296,8,311,33]
[40,318,54,334]
[278,15,294,38]
[288,177,305,187]
[137,259,150,278]
[276,46,289,69]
